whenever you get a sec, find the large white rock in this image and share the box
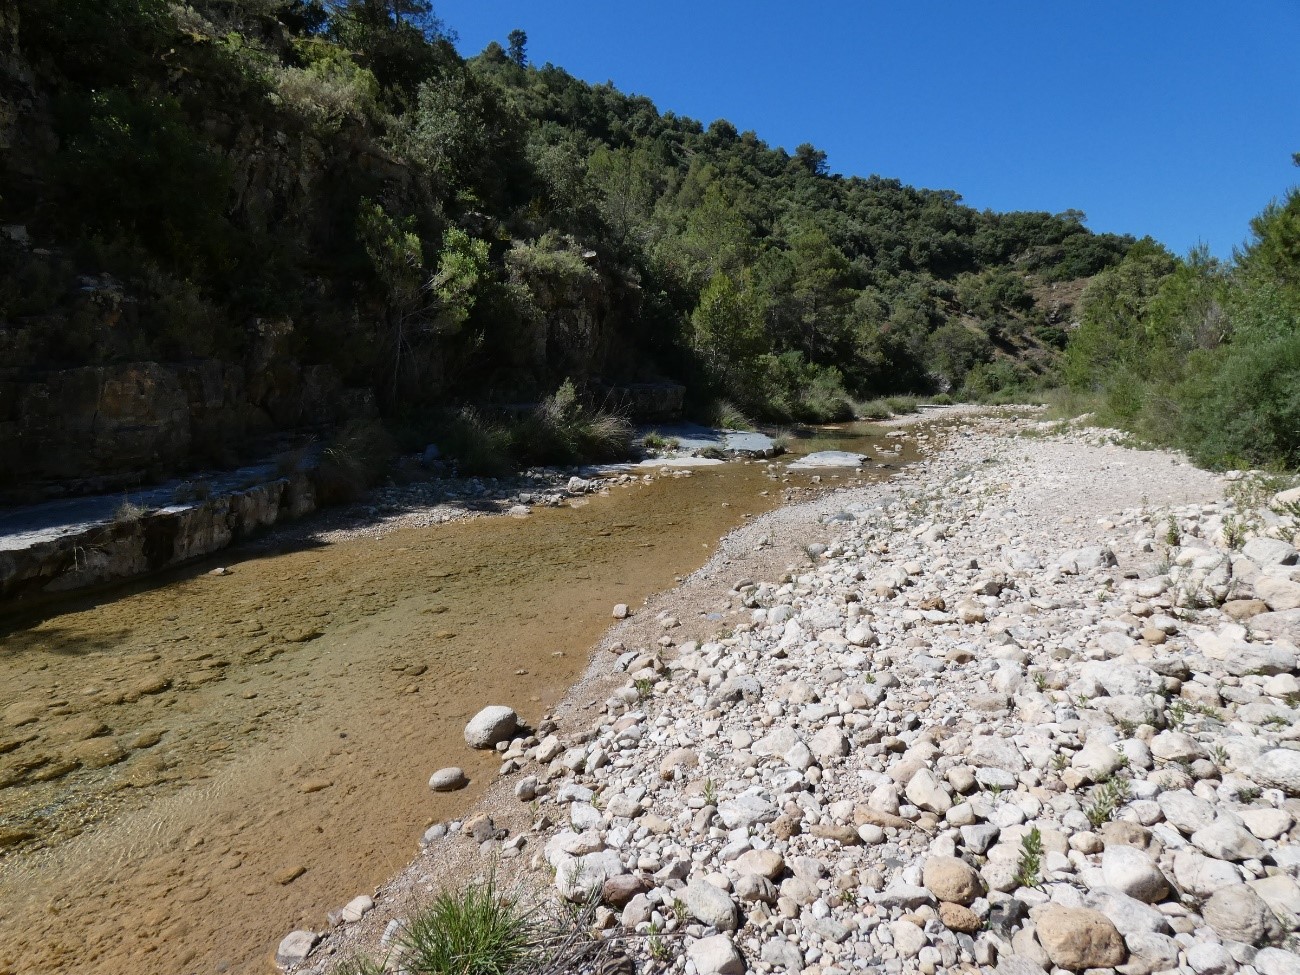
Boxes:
[463,705,519,749]
[1100,845,1168,904]
[275,931,318,970]
[1251,749,1300,795]
[682,880,740,931]
[687,934,746,974]
[718,792,778,829]
[1203,884,1282,945]
[1257,576,1300,612]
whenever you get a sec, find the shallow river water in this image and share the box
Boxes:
[0,423,916,975]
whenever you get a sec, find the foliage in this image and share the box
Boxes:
[396,875,539,975]
[4,0,1138,453]
[1061,168,1300,471]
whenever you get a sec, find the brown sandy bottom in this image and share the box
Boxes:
[0,420,923,975]
[304,413,970,972]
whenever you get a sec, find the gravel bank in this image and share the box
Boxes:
[283,407,1300,975]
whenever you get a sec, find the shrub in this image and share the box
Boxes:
[437,409,515,477]
[397,875,539,975]
[515,380,633,465]
[315,419,397,502]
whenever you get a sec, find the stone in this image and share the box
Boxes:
[1257,576,1300,612]
[1100,845,1168,904]
[1172,850,1241,897]
[733,873,777,905]
[275,930,318,969]
[687,934,745,975]
[1202,884,1283,945]
[732,849,784,880]
[968,735,1027,771]
[1191,817,1266,862]
[658,747,699,779]
[1256,948,1300,975]
[427,767,467,791]
[1187,942,1237,975]
[760,938,802,970]
[938,901,982,933]
[1149,731,1206,763]
[682,880,740,931]
[1033,904,1126,971]
[340,895,374,923]
[601,874,650,909]
[717,793,778,829]
[1244,537,1299,565]
[890,919,927,958]
[1157,789,1216,835]
[463,706,519,749]
[906,768,952,814]
[1251,748,1300,796]
[922,856,983,906]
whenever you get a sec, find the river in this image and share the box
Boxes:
[0,422,917,975]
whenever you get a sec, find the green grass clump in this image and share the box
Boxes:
[398,876,539,975]
[854,398,894,421]
[316,418,398,501]
[515,381,632,466]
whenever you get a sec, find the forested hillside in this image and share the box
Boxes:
[1,0,1134,476]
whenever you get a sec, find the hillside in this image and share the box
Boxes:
[0,0,1133,496]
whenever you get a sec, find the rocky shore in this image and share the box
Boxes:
[284,408,1300,975]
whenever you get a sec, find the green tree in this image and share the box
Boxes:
[507,28,527,67]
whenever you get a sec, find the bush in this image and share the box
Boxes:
[315,419,397,501]
[516,382,632,465]
[1174,334,1300,469]
[437,409,515,476]
[397,876,539,975]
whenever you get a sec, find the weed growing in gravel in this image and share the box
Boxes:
[702,778,717,806]
[1085,774,1130,828]
[1014,826,1044,889]
[1210,744,1230,768]
[1237,785,1263,803]
[1164,516,1181,547]
[633,677,654,700]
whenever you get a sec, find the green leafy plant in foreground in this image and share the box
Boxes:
[397,875,539,975]
[1014,826,1044,889]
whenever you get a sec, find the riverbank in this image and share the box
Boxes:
[294,407,1300,975]
[0,417,923,975]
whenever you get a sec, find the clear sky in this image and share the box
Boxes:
[431,1,1298,260]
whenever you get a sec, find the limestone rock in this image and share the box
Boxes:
[463,706,519,749]
[922,856,983,906]
[1034,904,1126,971]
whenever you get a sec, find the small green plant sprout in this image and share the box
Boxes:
[647,919,669,961]
[1051,752,1069,773]
[1209,744,1229,768]
[671,897,688,923]
[1115,718,1137,738]
[1236,785,1262,803]
[633,677,654,700]
[1085,774,1130,829]
[1165,516,1181,547]
[1167,699,1189,727]
[1014,826,1044,889]
[1032,672,1048,692]
[701,778,717,806]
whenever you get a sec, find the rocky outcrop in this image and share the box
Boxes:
[0,359,370,503]
[0,472,316,610]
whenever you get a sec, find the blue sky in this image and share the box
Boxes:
[432,2,1298,260]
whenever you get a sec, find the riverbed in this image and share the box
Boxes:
[0,422,918,975]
